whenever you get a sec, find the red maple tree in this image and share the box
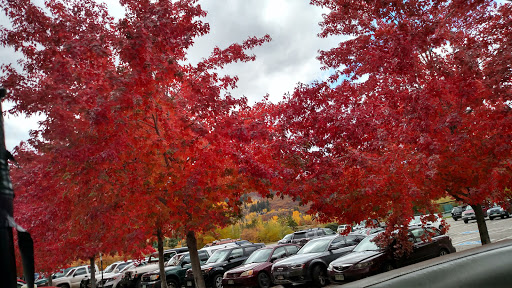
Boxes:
[274,0,512,248]
[2,1,273,287]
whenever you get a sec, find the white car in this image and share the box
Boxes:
[97,262,135,288]
[52,264,99,288]
[409,215,444,231]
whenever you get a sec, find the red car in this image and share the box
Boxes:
[327,227,456,283]
[222,244,300,288]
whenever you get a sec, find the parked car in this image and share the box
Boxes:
[185,243,265,288]
[289,228,336,246]
[53,264,99,288]
[271,234,365,287]
[487,204,511,220]
[451,205,466,221]
[351,219,382,233]
[462,205,488,223]
[222,244,300,288]
[140,249,211,288]
[119,247,189,288]
[337,225,350,234]
[277,234,293,244]
[408,215,445,231]
[339,239,512,288]
[327,227,456,283]
[81,261,135,288]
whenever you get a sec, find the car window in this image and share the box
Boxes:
[230,248,244,259]
[307,231,315,237]
[74,268,86,276]
[244,248,272,264]
[298,237,332,254]
[164,252,176,262]
[243,246,259,256]
[324,228,335,235]
[282,234,292,241]
[206,249,230,264]
[353,234,380,252]
[293,232,306,239]
[198,251,209,261]
[272,247,287,260]
[317,230,325,236]
[345,235,362,246]
[285,245,298,255]
[117,262,131,271]
[410,228,425,242]
[425,227,440,237]
[329,236,345,248]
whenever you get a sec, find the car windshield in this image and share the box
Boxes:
[244,248,272,264]
[353,234,381,252]
[465,206,473,211]
[120,264,134,272]
[103,263,116,273]
[409,216,421,226]
[282,234,292,241]
[206,249,230,264]
[297,237,332,254]
[167,254,184,266]
[117,262,131,271]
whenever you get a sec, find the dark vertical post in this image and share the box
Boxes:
[0,87,17,288]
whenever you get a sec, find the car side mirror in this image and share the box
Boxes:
[114,269,119,273]
[328,245,338,251]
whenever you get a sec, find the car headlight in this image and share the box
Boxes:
[149,274,160,281]
[202,267,213,274]
[240,270,254,277]
[354,261,374,269]
[289,263,305,269]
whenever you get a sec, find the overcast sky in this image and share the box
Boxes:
[1,0,346,151]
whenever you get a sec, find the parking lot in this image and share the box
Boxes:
[445,215,512,252]
[272,216,512,288]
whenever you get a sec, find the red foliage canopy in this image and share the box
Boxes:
[274,0,512,248]
[1,0,274,272]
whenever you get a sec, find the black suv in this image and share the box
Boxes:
[272,234,365,287]
[451,205,466,221]
[287,228,335,246]
[184,243,265,288]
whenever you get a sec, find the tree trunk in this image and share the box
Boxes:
[471,203,491,245]
[90,257,96,288]
[186,230,206,288]
[157,229,168,288]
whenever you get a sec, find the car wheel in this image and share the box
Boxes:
[463,219,468,223]
[439,249,449,256]
[453,217,458,221]
[382,262,394,272]
[311,265,327,287]
[257,272,271,288]
[490,216,494,220]
[58,285,70,288]
[213,274,223,288]
[167,279,179,288]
